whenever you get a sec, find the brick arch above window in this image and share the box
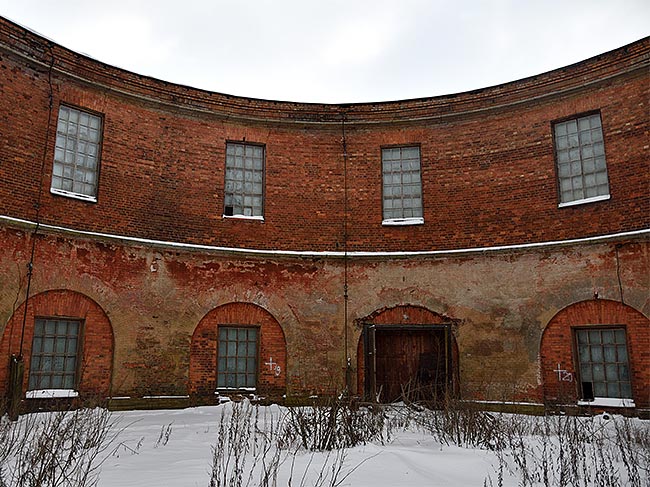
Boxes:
[0,289,114,399]
[189,302,287,400]
[540,299,649,409]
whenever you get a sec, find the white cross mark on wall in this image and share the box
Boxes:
[553,363,573,382]
[265,357,277,370]
[265,357,281,376]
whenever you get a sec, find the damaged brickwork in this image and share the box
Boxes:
[0,17,648,412]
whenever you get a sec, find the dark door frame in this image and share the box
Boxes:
[362,323,454,402]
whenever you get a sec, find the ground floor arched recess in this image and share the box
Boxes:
[540,299,649,410]
[189,302,287,400]
[0,289,114,412]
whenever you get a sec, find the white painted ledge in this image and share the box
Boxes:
[559,194,610,208]
[26,389,79,399]
[222,214,264,221]
[382,217,425,226]
[50,188,97,203]
[2,214,648,258]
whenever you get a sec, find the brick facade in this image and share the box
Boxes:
[0,16,648,412]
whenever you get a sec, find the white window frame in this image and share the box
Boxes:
[381,146,424,226]
[51,105,102,202]
[223,142,265,220]
[553,113,610,207]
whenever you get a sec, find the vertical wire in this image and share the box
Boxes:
[18,43,56,357]
[615,244,625,304]
[341,112,351,392]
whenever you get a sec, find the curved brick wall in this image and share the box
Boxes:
[0,17,647,252]
[0,17,648,412]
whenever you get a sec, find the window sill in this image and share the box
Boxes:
[26,389,79,399]
[578,397,635,408]
[382,217,424,226]
[50,188,97,203]
[215,387,257,392]
[558,194,610,208]
[222,215,264,222]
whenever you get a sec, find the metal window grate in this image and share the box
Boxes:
[217,327,258,389]
[554,114,609,204]
[382,146,423,220]
[224,143,265,217]
[576,327,631,399]
[52,106,102,198]
[28,318,81,390]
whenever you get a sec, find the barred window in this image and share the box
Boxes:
[217,327,258,389]
[28,318,81,391]
[382,146,423,225]
[575,327,631,400]
[224,142,265,218]
[554,113,609,206]
[52,105,102,201]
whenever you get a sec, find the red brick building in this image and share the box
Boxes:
[0,17,648,413]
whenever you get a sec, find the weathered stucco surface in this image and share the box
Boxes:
[2,224,647,402]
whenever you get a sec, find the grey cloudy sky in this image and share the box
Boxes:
[1,0,648,103]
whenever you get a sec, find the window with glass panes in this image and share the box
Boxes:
[224,143,264,217]
[575,327,631,400]
[382,146,423,221]
[217,327,258,389]
[28,318,81,391]
[52,106,102,200]
[554,113,609,205]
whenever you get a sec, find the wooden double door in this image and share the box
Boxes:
[364,325,452,403]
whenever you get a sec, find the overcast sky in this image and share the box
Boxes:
[1,1,648,103]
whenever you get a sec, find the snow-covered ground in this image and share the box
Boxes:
[98,405,499,486]
[2,402,648,486]
[94,403,647,487]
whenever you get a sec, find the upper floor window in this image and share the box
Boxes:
[382,146,423,225]
[224,142,264,219]
[554,113,609,207]
[52,105,102,202]
[28,318,81,393]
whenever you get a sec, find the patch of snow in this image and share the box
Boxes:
[382,217,425,226]
[25,389,79,399]
[578,397,635,408]
[141,395,190,399]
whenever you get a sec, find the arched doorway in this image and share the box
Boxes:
[357,305,458,403]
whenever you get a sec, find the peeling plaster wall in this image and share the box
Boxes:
[1,226,647,402]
